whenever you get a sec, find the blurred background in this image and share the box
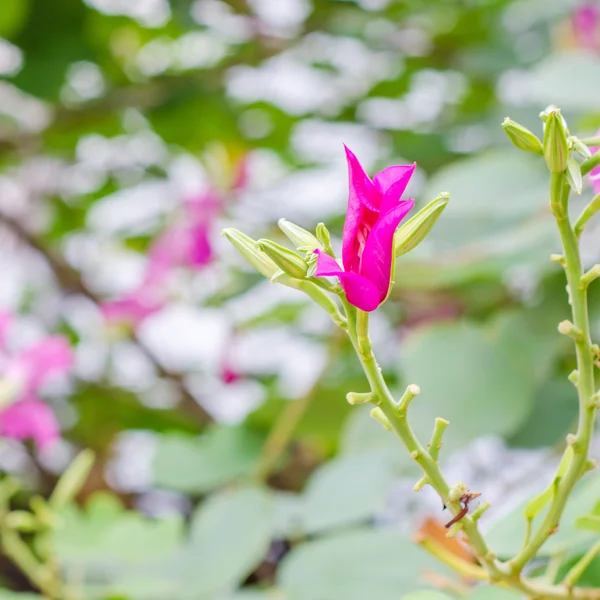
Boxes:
[0,0,600,598]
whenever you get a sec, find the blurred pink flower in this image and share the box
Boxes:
[590,130,600,195]
[100,292,165,327]
[0,397,60,449]
[314,146,415,312]
[573,3,599,50]
[0,318,74,449]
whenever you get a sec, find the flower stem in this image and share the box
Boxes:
[508,173,597,574]
[563,540,600,587]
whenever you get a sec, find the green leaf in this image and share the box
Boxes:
[174,485,274,599]
[400,312,560,449]
[0,0,30,38]
[397,150,553,290]
[274,451,399,537]
[486,473,600,557]
[153,425,264,494]
[53,491,184,566]
[527,52,600,111]
[0,593,43,600]
[278,529,448,600]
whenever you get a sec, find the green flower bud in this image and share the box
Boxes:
[566,157,583,195]
[221,228,280,278]
[257,239,309,279]
[394,193,449,257]
[278,218,323,253]
[502,118,543,155]
[543,109,569,173]
[316,222,334,254]
[570,136,592,160]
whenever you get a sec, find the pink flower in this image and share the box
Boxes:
[573,3,599,50]
[0,321,74,449]
[313,146,415,312]
[0,397,60,449]
[100,292,164,327]
[590,130,600,195]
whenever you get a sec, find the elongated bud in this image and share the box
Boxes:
[316,223,334,255]
[566,157,583,195]
[278,219,323,253]
[502,118,543,155]
[394,193,449,257]
[346,391,373,405]
[222,228,280,278]
[543,109,569,173]
[257,240,308,279]
[5,511,39,532]
[49,449,95,509]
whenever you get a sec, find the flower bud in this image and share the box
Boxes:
[316,222,333,254]
[502,118,543,155]
[570,136,592,160]
[394,193,449,257]
[257,239,308,279]
[221,228,279,278]
[543,109,569,173]
[278,218,323,253]
[566,157,583,195]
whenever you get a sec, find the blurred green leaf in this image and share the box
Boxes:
[402,592,455,600]
[278,528,448,600]
[486,473,600,557]
[0,593,43,600]
[273,450,400,537]
[400,309,562,449]
[153,424,264,494]
[53,491,184,565]
[0,0,30,39]
[174,485,274,599]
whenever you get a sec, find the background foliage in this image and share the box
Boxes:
[0,0,599,598]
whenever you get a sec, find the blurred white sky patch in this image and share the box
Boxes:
[191,0,253,43]
[0,82,52,134]
[135,32,230,77]
[61,61,106,105]
[227,34,400,117]
[84,0,171,28]
[0,38,23,76]
[247,0,312,37]
[233,326,327,399]
[138,304,230,373]
[86,180,175,236]
[358,69,467,131]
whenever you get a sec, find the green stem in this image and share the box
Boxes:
[351,308,503,579]
[581,152,600,177]
[345,306,600,600]
[579,136,600,147]
[508,174,597,573]
[563,540,600,587]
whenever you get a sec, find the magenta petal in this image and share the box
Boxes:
[0,398,60,449]
[373,164,415,195]
[359,199,415,299]
[342,146,381,273]
[313,250,381,312]
[378,163,416,214]
[18,336,74,392]
[0,310,13,348]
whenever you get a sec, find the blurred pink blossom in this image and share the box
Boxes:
[0,315,74,449]
[573,3,599,50]
[590,130,600,195]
